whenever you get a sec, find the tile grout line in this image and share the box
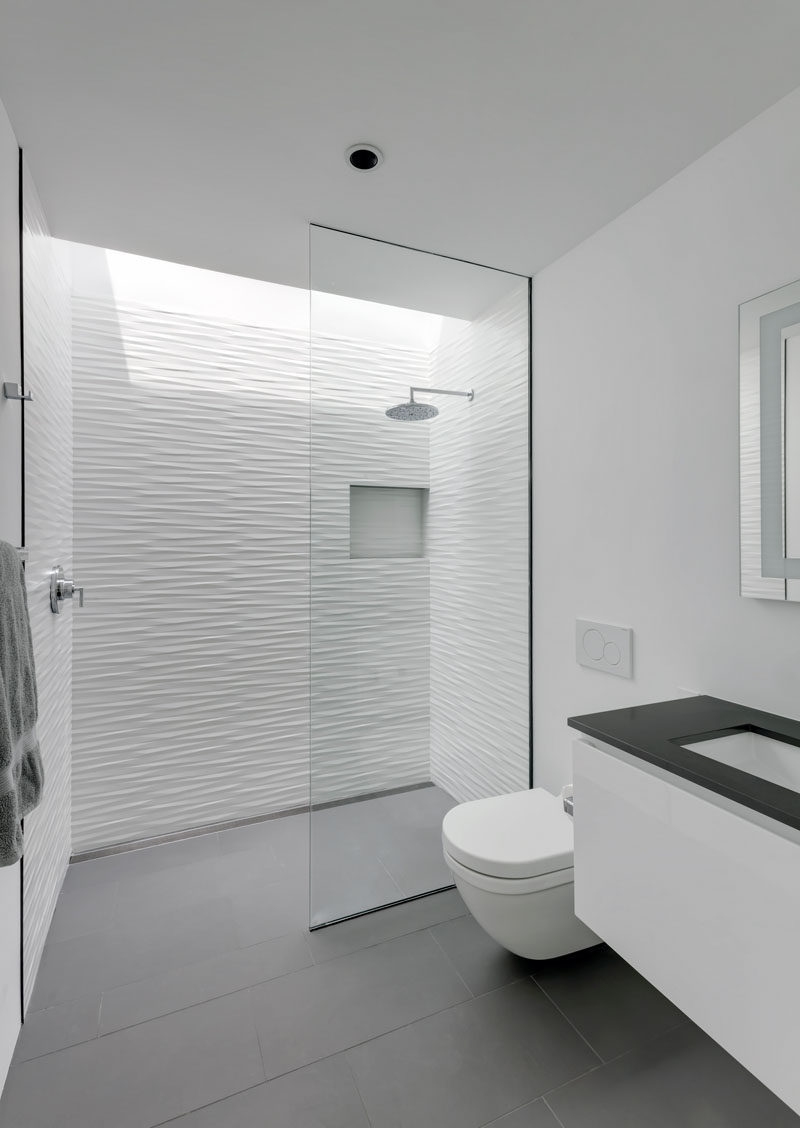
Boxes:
[18,925,472,1068]
[541,1094,570,1127]
[426,927,476,999]
[535,1019,695,1111]
[343,1054,378,1128]
[25,893,467,1051]
[528,974,604,1064]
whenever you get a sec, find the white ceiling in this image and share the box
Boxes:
[2,1,800,290]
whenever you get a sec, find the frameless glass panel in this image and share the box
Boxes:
[309,226,530,927]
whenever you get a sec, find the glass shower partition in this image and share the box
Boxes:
[309,226,530,928]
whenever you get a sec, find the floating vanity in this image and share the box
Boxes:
[568,695,800,1116]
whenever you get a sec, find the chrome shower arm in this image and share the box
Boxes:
[408,387,474,403]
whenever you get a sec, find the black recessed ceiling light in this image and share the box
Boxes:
[346,144,384,171]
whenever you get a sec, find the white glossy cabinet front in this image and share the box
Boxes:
[573,737,800,1115]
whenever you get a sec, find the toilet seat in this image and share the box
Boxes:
[443,846,575,895]
[442,788,574,880]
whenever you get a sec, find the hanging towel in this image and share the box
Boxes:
[0,540,43,865]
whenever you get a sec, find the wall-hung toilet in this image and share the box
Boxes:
[442,788,600,960]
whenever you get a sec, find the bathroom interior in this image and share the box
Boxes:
[3,4,800,1127]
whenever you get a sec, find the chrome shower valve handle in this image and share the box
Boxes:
[49,566,84,614]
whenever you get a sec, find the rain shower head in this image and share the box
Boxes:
[385,386,473,422]
[386,401,439,421]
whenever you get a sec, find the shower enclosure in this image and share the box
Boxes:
[309,226,531,927]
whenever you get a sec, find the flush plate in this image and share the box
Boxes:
[576,619,633,679]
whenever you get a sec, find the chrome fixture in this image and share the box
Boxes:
[385,386,474,421]
[3,382,33,402]
[50,566,84,614]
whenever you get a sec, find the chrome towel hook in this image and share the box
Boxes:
[3,383,33,402]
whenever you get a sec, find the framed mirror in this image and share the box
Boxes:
[740,277,800,600]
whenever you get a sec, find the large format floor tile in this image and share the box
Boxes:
[531,944,685,1062]
[156,1056,370,1128]
[251,929,471,1079]
[430,913,533,996]
[346,979,600,1128]
[31,896,239,1010]
[99,932,313,1034]
[546,1022,800,1128]
[0,991,265,1128]
[13,996,101,1064]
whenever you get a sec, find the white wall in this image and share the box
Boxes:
[533,85,800,795]
[70,248,311,850]
[69,245,447,847]
[309,326,431,803]
[429,283,530,801]
[0,96,22,1095]
[20,160,73,1007]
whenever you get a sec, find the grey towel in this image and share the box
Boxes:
[0,540,43,865]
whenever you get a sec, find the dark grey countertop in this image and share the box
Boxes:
[567,694,800,832]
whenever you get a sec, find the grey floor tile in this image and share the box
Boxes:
[112,857,234,928]
[346,979,599,1128]
[307,888,466,963]
[231,876,309,946]
[29,929,112,1011]
[32,896,238,1009]
[0,991,265,1128]
[13,996,101,1063]
[215,841,308,906]
[251,929,471,1079]
[64,832,222,890]
[486,1099,562,1127]
[310,848,403,927]
[219,812,308,865]
[310,786,455,906]
[546,1022,800,1128]
[431,913,533,995]
[378,826,456,896]
[154,1056,369,1128]
[531,944,685,1062]
[47,881,119,943]
[100,932,313,1034]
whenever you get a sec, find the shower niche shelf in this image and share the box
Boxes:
[349,485,428,559]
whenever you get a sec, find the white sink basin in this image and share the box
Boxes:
[682,729,800,791]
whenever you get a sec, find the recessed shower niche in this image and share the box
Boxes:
[310,224,531,928]
[349,485,428,559]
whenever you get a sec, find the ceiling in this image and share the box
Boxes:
[2,1,800,290]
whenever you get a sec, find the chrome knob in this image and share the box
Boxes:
[49,566,84,614]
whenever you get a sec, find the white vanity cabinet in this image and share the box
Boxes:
[572,736,800,1115]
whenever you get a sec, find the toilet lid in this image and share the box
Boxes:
[442,788,574,879]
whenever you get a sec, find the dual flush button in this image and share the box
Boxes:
[575,619,633,679]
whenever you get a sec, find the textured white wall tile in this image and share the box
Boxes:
[71,267,529,851]
[429,284,530,802]
[310,332,432,802]
[21,161,73,1008]
[71,298,310,850]
[71,291,435,846]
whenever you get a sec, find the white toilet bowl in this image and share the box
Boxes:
[442,788,600,960]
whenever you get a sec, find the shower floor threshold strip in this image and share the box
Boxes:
[309,883,457,932]
[70,781,441,863]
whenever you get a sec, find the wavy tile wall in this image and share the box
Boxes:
[72,273,529,850]
[71,296,433,847]
[71,299,311,850]
[310,332,431,802]
[429,283,530,802]
[21,162,73,1007]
